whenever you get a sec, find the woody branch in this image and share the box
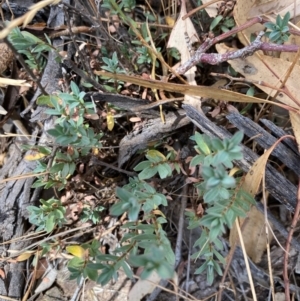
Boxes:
[177,20,300,75]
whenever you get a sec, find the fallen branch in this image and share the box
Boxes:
[177,14,300,74]
[177,31,300,74]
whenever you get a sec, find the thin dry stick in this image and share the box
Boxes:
[270,49,300,106]
[217,174,251,301]
[235,219,257,301]
[210,72,291,95]
[182,0,222,20]
[283,179,300,301]
[216,216,250,301]
[262,178,275,301]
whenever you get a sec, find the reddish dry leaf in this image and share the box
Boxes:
[142,88,148,99]
[84,113,99,120]
[0,269,5,279]
[65,202,83,221]
[208,106,221,118]
[129,117,142,123]
[25,22,47,30]
[94,176,101,185]
[226,103,239,113]
[108,25,117,34]
[186,177,199,183]
[35,258,49,279]
[196,203,204,217]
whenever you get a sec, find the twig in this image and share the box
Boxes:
[70,276,84,301]
[235,219,257,301]
[262,179,275,301]
[91,157,137,177]
[283,179,300,301]
[175,184,188,267]
[182,0,223,21]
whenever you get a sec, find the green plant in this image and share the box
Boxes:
[186,132,255,284]
[17,3,255,286]
[101,51,125,74]
[134,149,179,180]
[31,81,103,190]
[27,110,253,287]
[80,205,104,224]
[210,15,235,34]
[27,198,67,233]
[120,0,136,12]
[81,132,255,284]
[264,12,290,44]
[127,132,255,285]
[135,45,161,67]
[8,26,54,71]
[100,51,126,92]
[67,178,174,285]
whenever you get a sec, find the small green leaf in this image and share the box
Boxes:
[37,95,58,107]
[221,175,235,188]
[68,257,85,269]
[276,14,283,28]
[121,261,133,278]
[264,22,276,30]
[128,205,140,221]
[50,163,64,173]
[282,12,290,27]
[138,166,158,180]
[84,266,98,281]
[203,187,220,203]
[269,31,282,42]
[157,163,172,179]
[146,150,166,163]
[70,81,80,96]
[134,160,151,171]
[195,260,209,274]
[45,214,55,233]
[110,201,129,216]
[193,132,211,155]
[97,266,117,286]
[210,15,223,31]
[190,154,205,167]
[116,187,136,203]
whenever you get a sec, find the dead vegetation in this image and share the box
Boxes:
[0,0,300,300]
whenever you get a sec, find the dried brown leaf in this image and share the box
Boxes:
[95,71,291,109]
[167,0,201,111]
[230,141,282,263]
[248,0,299,18]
